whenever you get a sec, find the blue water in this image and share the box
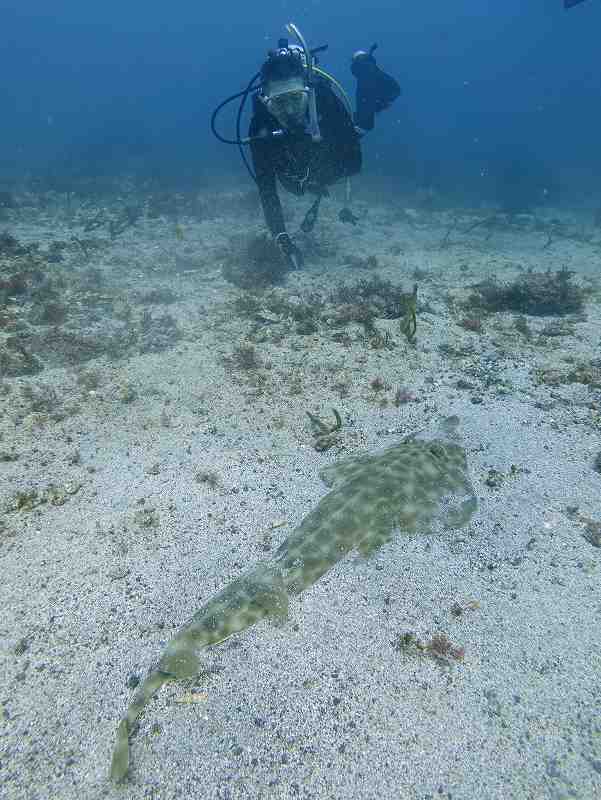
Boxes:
[1,1,600,200]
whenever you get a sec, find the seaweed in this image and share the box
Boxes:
[344,253,379,270]
[459,317,483,333]
[0,272,29,298]
[225,343,262,371]
[330,276,418,334]
[6,481,81,512]
[0,232,34,257]
[233,291,264,318]
[330,275,399,316]
[513,315,533,340]
[133,507,160,529]
[229,276,418,349]
[0,339,43,377]
[73,368,101,392]
[109,206,142,239]
[222,233,288,289]
[360,325,395,350]
[31,328,111,367]
[28,302,68,326]
[393,386,418,406]
[468,266,584,316]
[394,631,465,663]
[136,288,177,305]
[534,361,601,389]
[399,284,418,342]
[369,377,388,393]
[138,312,182,354]
[81,210,107,233]
[539,320,574,338]
[233,289,324,338]
[583,523,601,548]
[20,383,60,414]
[306,408,343,451]
[194,469,220,488]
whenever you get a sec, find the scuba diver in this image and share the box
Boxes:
[211,24,400,271]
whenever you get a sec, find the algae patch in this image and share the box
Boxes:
[6,482,82,512]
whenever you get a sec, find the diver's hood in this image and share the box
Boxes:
[261,45,305,86]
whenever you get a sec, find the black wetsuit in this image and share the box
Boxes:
[249,78,362,237]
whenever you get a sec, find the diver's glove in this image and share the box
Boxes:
[275,232,304,270]
[351,44,400,132]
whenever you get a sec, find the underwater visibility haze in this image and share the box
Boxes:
[1,2,600,799]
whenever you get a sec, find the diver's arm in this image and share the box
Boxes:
[249,131,303,269]
[249,134,286,237]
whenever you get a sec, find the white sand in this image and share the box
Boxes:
[1,192,600,800]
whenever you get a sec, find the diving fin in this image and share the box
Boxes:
[352,45,400,132]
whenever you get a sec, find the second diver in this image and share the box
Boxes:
[237,25,401,270]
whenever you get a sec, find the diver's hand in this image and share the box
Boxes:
[275,232,304,270]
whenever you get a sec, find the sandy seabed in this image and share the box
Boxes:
[1,185,600,800]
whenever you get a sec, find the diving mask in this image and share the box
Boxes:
[266,89,309,130]
[262,75,310,130]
